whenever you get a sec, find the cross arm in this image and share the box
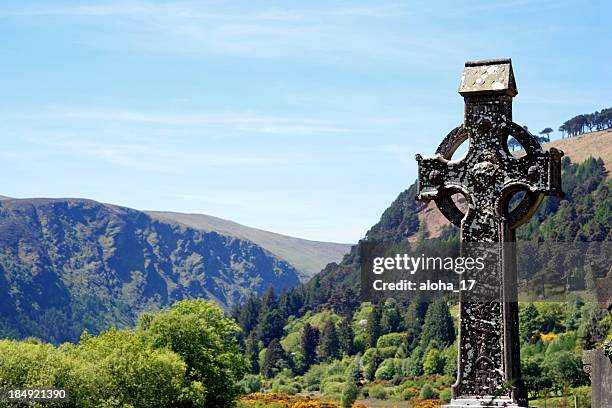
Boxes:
[500,146,564,198]
[415,154,471,202]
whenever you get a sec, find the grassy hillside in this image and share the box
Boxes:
[147,211,351,281]
[0,198,301,343]
[544,129,612,170]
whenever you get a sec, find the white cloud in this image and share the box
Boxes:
[22,135,291,173]
[11,109,347,136]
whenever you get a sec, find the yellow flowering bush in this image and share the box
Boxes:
[540,332,559,342]
[412,399,441,408]
[238,392,345,408]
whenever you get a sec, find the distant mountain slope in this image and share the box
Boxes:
[303,132,612,306]
[147,211,351,281]
[0,198,300,343]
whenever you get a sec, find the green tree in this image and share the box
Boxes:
[262,338,288,378]
[337,317,354,356]
[522,356,552,397]
[404,302,424,351]
[279,289,303,318]
[423,347,444,375]
[70,329,198,408]
[256,309,285,347]
[260,286,278,316]
[543,351,589,393]
[420,299,455,348]
[519,303,543,342]
[366,303,382,348]
[538,303,566,333]
[346,356,362,383]
[443,343,458,377]
[140,299,248,407]
[328,288,360,318]
[381,298,402,334]
[341,380,358,408]
[404,301,427,351]
[420,383,437,400]
[245,332,261,374]
[300,323,319,372]
[539,127,553,142]
[318,319,340,361]
[237,294,261,336]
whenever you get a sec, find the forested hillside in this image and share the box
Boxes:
[147,211,351,281]
[231,151,611,406]
[294,154,611,309]
[0,198,300,343]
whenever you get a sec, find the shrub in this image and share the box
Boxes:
[423,348,444,375]
[400,386,418,400]
[362,348,379,366]
[369,384,388,400]
[302,363,328,390]
[419,383,437,400]
[238,374,262,393]
[443,344,457,377]
[376,333,406,349]
[440,388,452,402]
[378,346,398,359]
[275,383,301,395]
[322,381,345,399]
[70,330,199,407]
[322,374,347,386]
[353,333,367,354]
[364,363,377,381]
[341,381,358,407]
[573,385,591,407]
[375,359,397,380]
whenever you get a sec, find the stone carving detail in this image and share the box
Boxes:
[416,59,564,407]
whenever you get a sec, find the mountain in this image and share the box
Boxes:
[146,211,351,281]
[0,197,301,343]
[302,130,612,306]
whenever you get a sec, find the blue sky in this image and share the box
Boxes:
[0,1,610,243]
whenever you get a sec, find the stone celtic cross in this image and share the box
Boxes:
[415,59,563,407]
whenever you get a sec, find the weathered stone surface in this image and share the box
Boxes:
[459,58,517,97]
[582,349,612,408]
[416,58,563,407]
